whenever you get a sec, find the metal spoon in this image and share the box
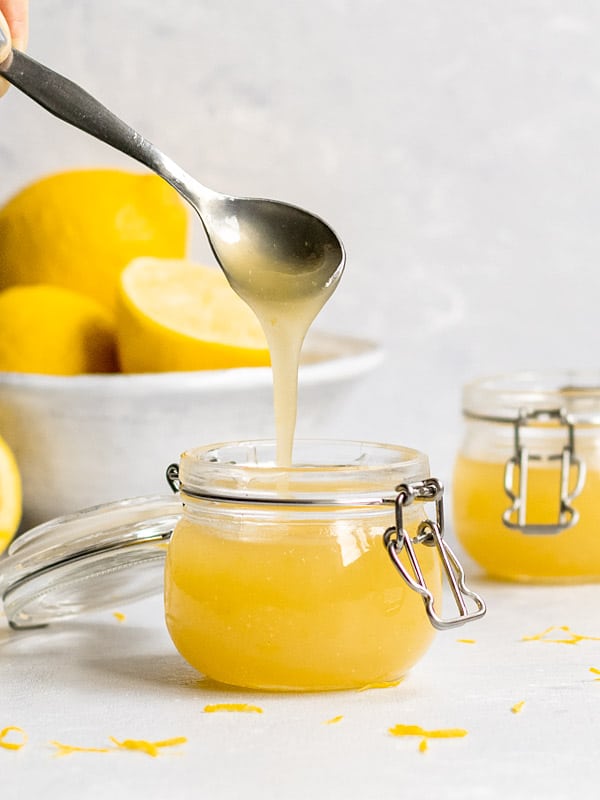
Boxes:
[0,49,345,303]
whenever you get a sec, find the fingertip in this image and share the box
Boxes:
[0,11,11,62]
[0,12,11,97]
[8,18,27,53]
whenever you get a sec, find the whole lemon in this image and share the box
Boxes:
[0,434,21,554]
[0,284,118,375]
[0,169,188,314]
[117,258,270,372]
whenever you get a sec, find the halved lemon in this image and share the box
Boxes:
[116,258,270,372]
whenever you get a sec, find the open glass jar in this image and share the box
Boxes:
[453,371,600,583]
[166,440,484,690]
[1,439,485,691]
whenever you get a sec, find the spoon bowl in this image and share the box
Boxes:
[203,193,345,302]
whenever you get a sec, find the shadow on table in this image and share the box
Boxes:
[0,614,265,696]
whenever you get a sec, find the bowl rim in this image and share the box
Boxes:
[0,330,383,395]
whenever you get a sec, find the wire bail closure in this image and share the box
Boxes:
[503,408,586,535]
[384,479,486,631]
[166,463,181,494]
[170,462,485,631]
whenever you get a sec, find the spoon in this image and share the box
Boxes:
[0,49,345,303]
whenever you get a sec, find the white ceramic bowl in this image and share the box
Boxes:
[0,330,383,528]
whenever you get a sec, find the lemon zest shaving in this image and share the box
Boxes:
[589,667,600,681]
[325,715,343,725]
[51,741,112,757]
[389,724,467,752]
[109,737,187,757]
[357,679,403,692]
[511,700,526,714]
[50,736,186,758]
[522,625,600,645]
[0,726,27,751]
[112,612,126,623]
[203,703,263,714]
[457,639,476,644]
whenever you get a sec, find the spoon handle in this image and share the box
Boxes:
[0,49,204,208]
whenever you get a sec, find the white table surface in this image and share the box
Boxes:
[3,574,600,799]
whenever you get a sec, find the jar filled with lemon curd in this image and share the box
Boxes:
[453,371,600,583]
[0,439,484,691]
[164,439,485,691]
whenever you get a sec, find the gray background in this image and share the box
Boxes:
[2,0,599,487]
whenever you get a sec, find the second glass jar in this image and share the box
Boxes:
[453,371,600,583]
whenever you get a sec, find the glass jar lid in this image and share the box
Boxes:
[462,369,600,425]
[0,494,182,630]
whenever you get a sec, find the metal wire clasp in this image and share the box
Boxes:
[383,479,486,631]
[503,409,586,535]
[166,463,180,494]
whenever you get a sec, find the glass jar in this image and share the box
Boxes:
[453,371,600,583]
[165,440,485,691]
[0,439,484,692]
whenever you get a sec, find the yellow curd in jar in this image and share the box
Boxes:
[453,455,600,583]
[454,370,600,583]
[164,441,443,691]
[165,510,439,691]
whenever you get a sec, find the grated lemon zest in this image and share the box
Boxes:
[0,726,27,751]
[457,639,476,644]
[522,625,600,645]
[204,703,263,714]
[389,724,467,752]
[325,715,343,725]
[51,741,111,757]
[50,736,186,758]
[112,612,126,623]
[511,701,526,714]
[589,667,600,681]
[110,737,187,757]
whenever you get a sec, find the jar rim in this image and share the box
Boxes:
[178,439,430,504]
[462,369,600,424]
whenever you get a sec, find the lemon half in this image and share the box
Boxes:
[116,258,270,372]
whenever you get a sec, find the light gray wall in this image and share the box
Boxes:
[2,0,600,492]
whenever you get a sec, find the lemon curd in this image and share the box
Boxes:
[165,441,441,691]
[453,372,600,583]
[212,224,341,466]
[453,455,600,582]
